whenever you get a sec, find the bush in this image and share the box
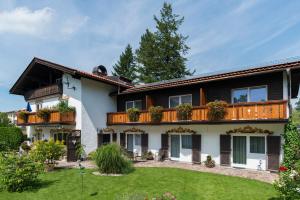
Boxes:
[94,143,133,174]
[127,108,140,122]
[207,100,227,121]
[0,152,42,192]
[0,127,24,151]
[204,155,215,168]
[30,139,65,166]
[37,108,52,121]
[142,151,154,160]
[55,100,76,114]
[87,151,96,160]
[282,119,300,169]
[21,142,31,153]
[149,106,163,123]
[176,103,192,120]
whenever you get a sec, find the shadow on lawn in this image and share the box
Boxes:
[27,179,59,193]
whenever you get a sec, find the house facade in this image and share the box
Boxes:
[10,57,300,170]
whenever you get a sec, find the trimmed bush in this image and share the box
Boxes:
[204,155,215,168]
[94,143,133,174]
[207,100,227,121]
[127,108,140,122]
[37,108,52,121]
[0,127,24,151]
[149,106,163,123]
[176,103,192,120]
[0,152,42,192]
[30,139,65,171]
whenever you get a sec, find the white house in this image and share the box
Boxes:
[10,57,300,170]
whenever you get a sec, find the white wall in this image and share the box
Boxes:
[28,96,60,112]
[81,78,118,153]
[111,123,285,170]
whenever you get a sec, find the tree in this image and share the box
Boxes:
[136,2,194,83]
[0,112,12,127]
[112,44,138,83]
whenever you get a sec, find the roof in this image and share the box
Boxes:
[10,57,133,95]
[120,58,300,94]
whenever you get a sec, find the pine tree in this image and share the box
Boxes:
[136,2,194,83]
[112,44,137,83]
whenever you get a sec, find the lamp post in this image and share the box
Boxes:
[78,161,85,200]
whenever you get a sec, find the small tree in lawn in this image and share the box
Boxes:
[112,44,138,83]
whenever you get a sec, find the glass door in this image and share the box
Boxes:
[233,136,247,164]
[171,135,180,158]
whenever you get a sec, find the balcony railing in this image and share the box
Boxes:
[17,111,75,125]
[107,100,287,125]
[25,83,62,100]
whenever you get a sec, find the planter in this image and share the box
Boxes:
[176,104,193,121]
[149,106,163,123]
[45,163,55,172]
[207,100,228,121]
[127,108,141,122]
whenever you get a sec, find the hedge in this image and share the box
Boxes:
[0,127,24,151]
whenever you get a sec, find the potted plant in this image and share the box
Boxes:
[149,106,163,123]
[17,111,28,123]
[127,108,140,122]
[56,100,76,114]
[176,103,193,121]
[37,108,52,122]
[207,100,228,121]
[204,155,215,168]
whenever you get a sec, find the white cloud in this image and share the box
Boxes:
[0,7,54,35]
[232,1,259,14]
[60,16,89,35]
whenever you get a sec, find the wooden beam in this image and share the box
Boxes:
[200,88,206,106]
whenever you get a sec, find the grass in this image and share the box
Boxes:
[0,167,278,200]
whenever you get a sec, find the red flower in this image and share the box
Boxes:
[279,166,288,172]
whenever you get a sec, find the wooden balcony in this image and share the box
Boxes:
[17,111,75,125]
[107,100,288,125]
[25,83,62,100]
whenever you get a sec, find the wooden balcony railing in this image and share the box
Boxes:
[107,100,287,125]
[17,111,75,125]
[25,83,62,100]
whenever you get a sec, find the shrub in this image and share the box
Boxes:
[94,143,133,174]
[55,100,76,114]
[37,108,52,121]
[127,108,140,122]
[21,142,31,153]
[282,119,300,169]
[30,139,65,169]
[142,151,154,160]
[274,165,300,200]
[87,151,96,160]
[207,100,227,121]
[176,103,192,120]
[204,155,215,168]
[149,106,163,123]
[0,152,42,192]
[0,127,24,151]
[17,111,28,122]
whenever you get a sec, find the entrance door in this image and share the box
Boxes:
[220,135,231,166]
[171,135,180,159]
[127,134,134,152]
[66,130,81,162]
[233,136,247,165]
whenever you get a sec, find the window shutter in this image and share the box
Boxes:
[220,134,231,166]
[192,134,201,163]
[267,136,281,171]
[141,133,148,154]
[120,133,126,147]
[97,134,103,148]
[161,134,169,149]
[112,133,117,142]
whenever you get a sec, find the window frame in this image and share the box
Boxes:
[231,85,268,103]
[249,136,266,154]
[168,94,192,108]
[125,100,142,110]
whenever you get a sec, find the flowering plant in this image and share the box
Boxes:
[279,166,288,172]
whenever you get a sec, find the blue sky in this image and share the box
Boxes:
[1,0,300,111]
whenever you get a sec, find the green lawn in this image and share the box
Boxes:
[0,167,278,200]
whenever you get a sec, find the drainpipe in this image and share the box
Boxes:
[286,68,292,117]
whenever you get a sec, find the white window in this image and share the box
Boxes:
[169,94,192,108]
[232,86,267,103]
[135,134,141,145]
[181,135,192,149]
[126,100,142,110]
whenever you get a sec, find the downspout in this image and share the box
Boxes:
[286,68,292,117]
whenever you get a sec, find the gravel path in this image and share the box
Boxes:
[56,160,278,183]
